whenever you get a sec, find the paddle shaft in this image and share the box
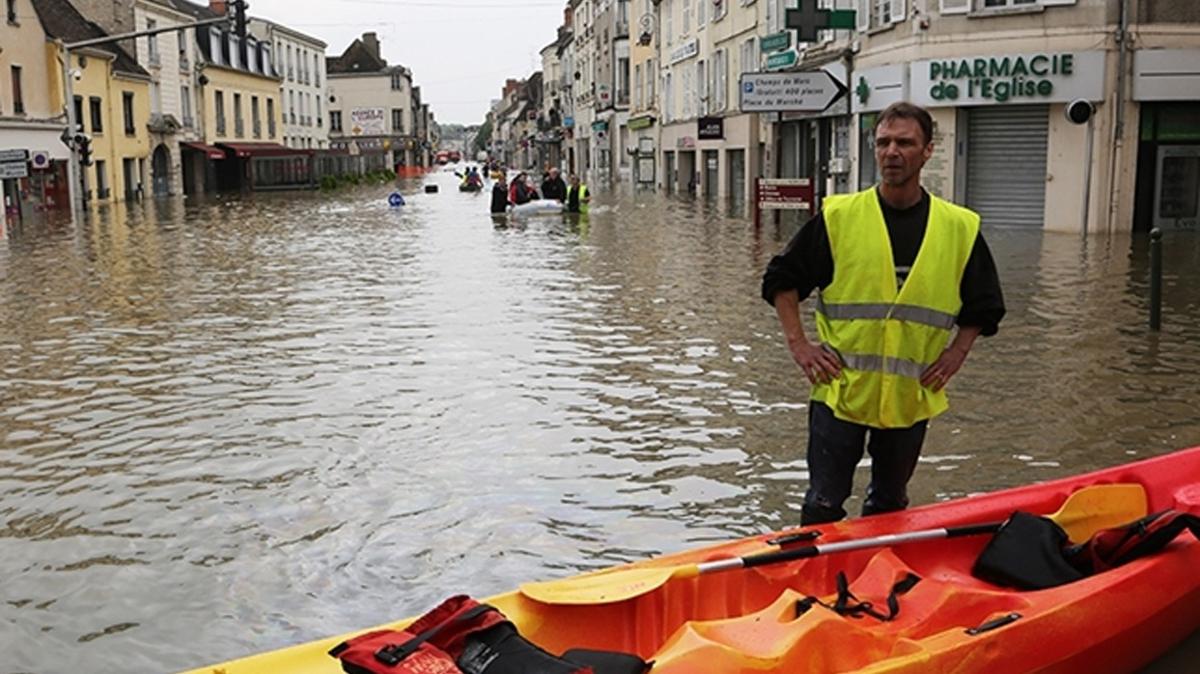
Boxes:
[697,522,1002,574]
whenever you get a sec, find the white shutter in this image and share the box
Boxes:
[857,0,870,31]
[890,0,905,23]
[939,0,969,14]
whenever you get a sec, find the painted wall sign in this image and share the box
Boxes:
[851,64,907,114]
[628,115,656,131]
[349,108,386,136]
[1134,49,1200,101]
[697,116,724,140]
[910,51,1106,107]
[669,40,700,65]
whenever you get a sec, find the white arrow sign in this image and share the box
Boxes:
[739,70,847,113]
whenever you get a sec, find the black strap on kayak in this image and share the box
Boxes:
[373,604,497,666]
[795,572,921,622]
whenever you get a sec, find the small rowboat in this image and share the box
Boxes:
[183,447,1200,674]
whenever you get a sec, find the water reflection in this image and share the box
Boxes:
[1,174,1198,672]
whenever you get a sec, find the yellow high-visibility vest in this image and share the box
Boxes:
[811,187,979,428]
[567,184,589,214]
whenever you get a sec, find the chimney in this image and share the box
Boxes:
[362,32,380,59]
[564,5,572,28]
[209,0,227,14]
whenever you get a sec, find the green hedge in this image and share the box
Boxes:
[319,168,398,191]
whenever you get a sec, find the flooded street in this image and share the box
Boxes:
[2,171,1199,672]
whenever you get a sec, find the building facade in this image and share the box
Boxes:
[1,0,71,219]
[326,32,423,174]
[798,0,1200,232]
[628,0,658,187]
[248,18,328,150]
[37,0,153,207]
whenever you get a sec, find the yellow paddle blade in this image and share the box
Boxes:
[520,564,698,605]
[1048,483,1147,544]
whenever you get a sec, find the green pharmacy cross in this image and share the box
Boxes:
[786,1,856,43]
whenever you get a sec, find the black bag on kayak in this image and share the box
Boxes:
[1065,509,1200,575]
[971,512,1085,590]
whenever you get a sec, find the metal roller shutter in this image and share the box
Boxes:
[966,105,1049,228]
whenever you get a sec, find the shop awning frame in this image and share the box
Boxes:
[180,141,226,160]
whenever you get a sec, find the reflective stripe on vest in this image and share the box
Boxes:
[814,296,958,331]
[811,188,979,428]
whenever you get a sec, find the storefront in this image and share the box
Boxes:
[1132,49,1200,231]
[217,142,316,191]
[628,114,656,185]
[0,120,73,219]
[855,50,1107,229]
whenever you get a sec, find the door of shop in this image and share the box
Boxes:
[664,150,676,193]
[703,150,719,203]
[966,105,1049,227]
[727,149,746,213]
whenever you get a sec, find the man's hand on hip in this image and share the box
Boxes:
[789,339,842,384]
[921,345,969,391]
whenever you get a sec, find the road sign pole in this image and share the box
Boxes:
[61,45,81,218]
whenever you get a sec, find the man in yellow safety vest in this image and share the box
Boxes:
[566,174,590,214]
[762,101,1005,525]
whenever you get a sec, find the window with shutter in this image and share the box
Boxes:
[890,0,906,23]
[857,0,870,30]
[939,0,969,14]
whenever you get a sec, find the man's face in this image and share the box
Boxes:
[874,117,933,187]
[550,168,559,178]
[570,176,579,186]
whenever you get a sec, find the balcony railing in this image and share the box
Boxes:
[216,118,226,136]
[148,51,161,66]
[268,123,276,138]
[289,112,297,124]
[235,118,244,136]
[182,115,194,128]
[253,121,261,138]
[179,55,189,71]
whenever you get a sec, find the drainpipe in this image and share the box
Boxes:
[1106,0,1131,234]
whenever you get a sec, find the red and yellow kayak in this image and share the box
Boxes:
[183,447,1200,674]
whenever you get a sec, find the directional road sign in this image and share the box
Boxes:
[786,0,856,43]
[739,70,848,113]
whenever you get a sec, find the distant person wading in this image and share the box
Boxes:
[762,101,1006,526]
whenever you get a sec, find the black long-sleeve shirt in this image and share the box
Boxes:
[542,177,567,201]
[761,189,1006,336]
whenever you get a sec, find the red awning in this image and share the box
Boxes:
[217,142,312,158]
[181,142,226,159]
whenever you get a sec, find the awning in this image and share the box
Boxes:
[180,142,226,159]
[217,142,312,158]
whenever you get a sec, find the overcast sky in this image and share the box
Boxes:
[249,0,566,125]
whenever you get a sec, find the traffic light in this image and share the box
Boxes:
[74,133,93,166]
